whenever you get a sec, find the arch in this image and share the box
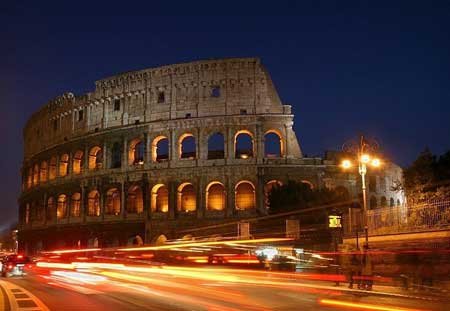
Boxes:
[57,194,67,219]
[127,185,143,214]
[128,235,144,246]
[206,181,226,211]
[47,197,55,221]
[151,184,169,212]
[234,130,254,159]
[264,180,283,208]
[207,132,225,160]
[154,234,167,245]
[88,146,103,170]
[72,150,84,174]
[177,183,196,212]
[33,164,39,185]
[106,188,121,215]
[181,234,194,241]
[235,180,256,210]
[179,133,196,159]
[264,130,283,158]
[390,197,395,207]
[71,192,81,217]
[59,154,69,177]
[129,138,145,165]
[40,161,48,182]
[152,136,169,162]
[87,190,100,216]
[396,199,401,206]
[300,180,314,189]
[380,196,387,207]
[49,156,57,180]
[370,196,378,209]
[111,142,122,168]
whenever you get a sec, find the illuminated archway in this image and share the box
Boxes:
[39,161,48,183]
[207,133,225,159]
[234,130,254,159]
[177,183,196,212]
[57,194,67,219]
[206,182,226,211]
[264,130,283,158]
[49,157,57,180]
[235,180,256,210]
[106,188,121,215]
[264,180,282,208]
[88,190,100,216]
[88,146,103,170]
[179,133,196,159]
[129,138,145,165]
[73,150,84,174]
[152,136,169,162]
[33,164,39,185]
[127,185,143,214]
[151,184,169,212]
[59,154,69,177]
[71,192,81,217]
[154,234,167,245]
[26,168,32,189]
[300,180,314,189]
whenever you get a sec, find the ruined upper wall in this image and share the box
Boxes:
[23,58,292,159]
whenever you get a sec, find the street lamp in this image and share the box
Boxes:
[341,136,381,247]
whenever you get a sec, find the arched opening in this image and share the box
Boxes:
[300,180,314,189]
[207,133,225,160]
[128,235,144,246]
[40,161,48,183]
[234,130,254,159]
[88,190,100,216]
[111,142,122,168]
[370,196,378,210]
[127,185,143,214]
[179,133,196,159]
[152,136,169,162]
[129,139,145,165]
[396,199,401,206]
[264,180,282,208]
[88,146,103,170]
[26,168,32,189]
[47,197,55,221]
[72,150,84,174]
[390,197,395,207]
[59,154,69,177]
[381,196,387,207]
[264,130,283,158]
[88,237,99,248]
[71,192,81,217]
[154,234,167,245]
[235,181,256,210]
[49,157,57,180]
[33,164,39,185]
[151,184,169,213]
[206,182,226,211]
[57,194,67,219]
[106,188,121,215]
[177,183,196,212]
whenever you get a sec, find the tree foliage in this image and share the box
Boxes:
[267,181,350,224]
[403,148,450,202]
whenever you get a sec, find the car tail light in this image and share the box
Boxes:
[8,265,13,269]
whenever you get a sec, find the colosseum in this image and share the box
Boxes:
[18,57,404,253]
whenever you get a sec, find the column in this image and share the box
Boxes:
[169,181,176,220]
[121,137,128,170]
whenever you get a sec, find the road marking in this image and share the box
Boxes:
[0,280,49,311]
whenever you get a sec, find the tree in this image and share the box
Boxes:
[267,180,350,224]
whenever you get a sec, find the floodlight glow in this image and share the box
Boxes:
[371,158,381,167]
[360,154,370,163]
[341,159,352,169]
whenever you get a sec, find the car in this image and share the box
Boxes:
[1,254,29,277]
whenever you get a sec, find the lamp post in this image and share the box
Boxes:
[341,136,381,247]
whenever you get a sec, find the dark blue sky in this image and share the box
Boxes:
[1,1,449,229]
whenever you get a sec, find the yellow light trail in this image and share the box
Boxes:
[319,299,428,311]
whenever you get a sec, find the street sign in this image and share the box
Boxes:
[328,215,342,228]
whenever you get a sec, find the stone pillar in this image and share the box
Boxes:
[83,145,89,174]
[227,127,234,162]
[196,177,204,219]
[144,133,151,166]
[102,141,108,169]
[122,137,128,170]
[169,181,176,220]
[121,181,127,219]
[256,170,266,215]
[82,186,88,223]
[256,124,263,164]
[169,129,176,166]
[142,174,150,218]
[43,193,48,226]
[225,175,234,218]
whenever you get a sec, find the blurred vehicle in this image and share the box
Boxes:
[1,254,30,277]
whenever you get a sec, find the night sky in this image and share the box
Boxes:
[1,1,449,230]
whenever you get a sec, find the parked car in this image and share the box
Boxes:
[1,254,30,277]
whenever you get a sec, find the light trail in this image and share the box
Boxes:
[319,298,429,311]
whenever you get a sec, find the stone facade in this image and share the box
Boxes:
[18,58,405,253]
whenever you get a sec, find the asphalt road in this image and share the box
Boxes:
[0,265,448,311]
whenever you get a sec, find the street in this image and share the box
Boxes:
[1,264,448,311]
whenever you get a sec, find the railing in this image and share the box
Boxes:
[345,199,450,236]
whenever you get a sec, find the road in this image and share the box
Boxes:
[0,264,448,311]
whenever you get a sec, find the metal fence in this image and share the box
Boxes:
[345,199,450,236]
